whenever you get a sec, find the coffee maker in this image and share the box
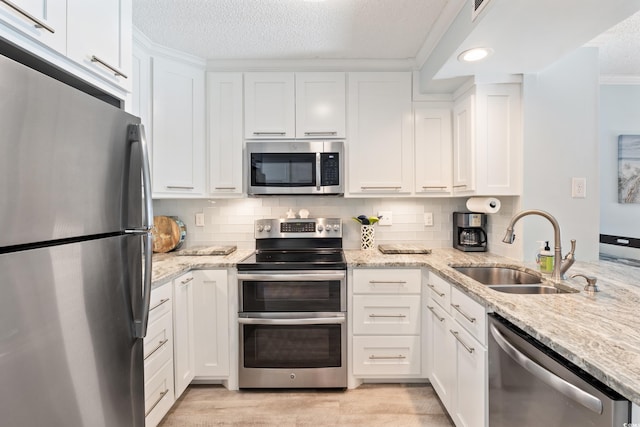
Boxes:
[453,212,487,252]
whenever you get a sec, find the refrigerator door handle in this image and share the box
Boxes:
[127,123,154,339]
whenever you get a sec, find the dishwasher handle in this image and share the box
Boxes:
[489,322,603,414]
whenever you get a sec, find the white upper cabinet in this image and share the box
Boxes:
[207,72,243,196]
[295,72,346,138]
[244,72,295,139]
[414,105,452,196]
[474,83,522,195]
[67,0,132,91]
[452,93,475,194]
[0,0,66,53]
[0,0,132,97]
[347,72,413,196]
[244,72,346,139]
[453,82,522,196]
[151,56,206,197]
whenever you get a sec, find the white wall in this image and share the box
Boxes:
[520,47,600,262]
[599,85,640,239]
[153,196,519,255]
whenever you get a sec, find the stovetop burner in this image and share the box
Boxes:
[237,218,345,271]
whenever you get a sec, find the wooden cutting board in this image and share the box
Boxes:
[152,216,187,253]
[378,244,432,254]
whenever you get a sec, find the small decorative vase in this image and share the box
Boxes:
[360,225,375,250]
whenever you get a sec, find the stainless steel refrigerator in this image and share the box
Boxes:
[0,53,153,426]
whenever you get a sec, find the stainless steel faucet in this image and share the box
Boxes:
[502,209,576,281]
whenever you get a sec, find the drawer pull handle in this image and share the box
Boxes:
[304,131,338,136]
[144,338,169,360]
[450,330,475,354]
[427,283,445,297]
[360,186,402,191]
[453,184,468,189]
[369,354,406,360]
[180,276,194,285]
[214,187,237,190]
[421,186,448,190]
[452,304,476,323]
[145,389,169,417]
[149,298,169,312]
[426,306,445,322]
[0,0,55,33]
[90,55,128,79]
[253,132,286,136]
[166,185,195,190]
[368,314,406,318]
[369,280,407,285]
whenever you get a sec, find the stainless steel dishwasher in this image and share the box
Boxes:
[488,314,630,426]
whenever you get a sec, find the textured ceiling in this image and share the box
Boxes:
[132,0,449,60]
[588,9,640,76]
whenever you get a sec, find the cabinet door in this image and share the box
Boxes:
[427,300,455,412]
[347,72,413,195]
[66,0,132,90]
[244,72,295,138]
[474,84,522,195]
[151,56,205,197]
[207,72,243,196]
[295,72,346,138]
[451,325,487,427]
[414,106,452,195]
[192,270,230,378]
[452,93,475,194]
[0,0,66,53]
[173,272,195,398]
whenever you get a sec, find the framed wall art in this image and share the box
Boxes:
[618,134,640,204]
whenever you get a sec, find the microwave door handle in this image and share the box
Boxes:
[238,316,345,326]
[316,152,321,192]
[489,323,603,414]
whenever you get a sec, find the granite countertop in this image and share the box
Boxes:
[152,246,640,405]
[151,249,253,286]
[347,248,640,406]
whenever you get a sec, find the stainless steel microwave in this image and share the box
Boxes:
[247,140,344,195]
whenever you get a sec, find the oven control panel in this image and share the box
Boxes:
[255,218,342,238]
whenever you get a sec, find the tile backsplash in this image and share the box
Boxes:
[153,196,520,257]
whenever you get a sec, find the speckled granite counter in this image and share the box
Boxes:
[347,247,640,406]
[151,249,253,287]
[151,247,640,405]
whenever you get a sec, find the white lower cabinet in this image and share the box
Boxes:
[426,273,487,427]
[173,272,195,398]
[192,270,230,378]
[351,268,424,378]
[144,283,175,427]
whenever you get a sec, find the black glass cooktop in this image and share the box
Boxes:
[237,249,346,271]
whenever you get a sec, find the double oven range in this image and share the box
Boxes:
[236,218,347,388]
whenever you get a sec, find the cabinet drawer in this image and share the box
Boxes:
[353,295,420,335]
[451,286,486,345]
[144,359,175,427]
[426,273,451,311]
[144,310,173,376]
[353,269,421,294]
[353,335,421,376]
[148,282,172,326]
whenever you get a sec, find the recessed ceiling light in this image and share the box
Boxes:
[457,47,493,63]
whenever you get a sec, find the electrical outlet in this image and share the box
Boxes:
[378,211,392,226]
[572,177,586,198]
[424,212,433,226]
[195,212,205,227]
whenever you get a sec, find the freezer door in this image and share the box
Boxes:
[0,235,144,427]
[0,54,143,248]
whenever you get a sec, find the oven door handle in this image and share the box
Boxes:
[238,316,346,326]
[237,273,345,281]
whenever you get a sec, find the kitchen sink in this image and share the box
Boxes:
[452,266,577,294]
[453,266,542,285]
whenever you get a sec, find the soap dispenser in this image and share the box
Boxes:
[539,241,554,274]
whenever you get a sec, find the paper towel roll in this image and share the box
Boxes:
[466,197,501,214]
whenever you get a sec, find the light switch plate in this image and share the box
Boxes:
[195,212,205,226]
[378,211,392,226]
[424,212,434,226]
